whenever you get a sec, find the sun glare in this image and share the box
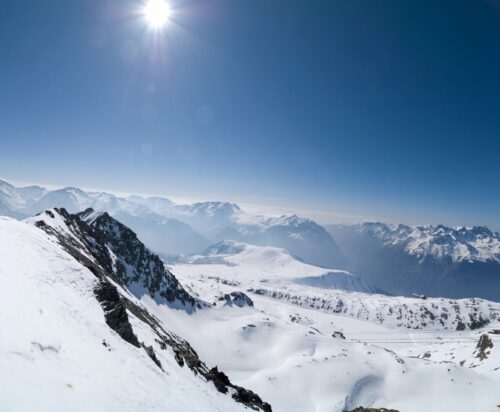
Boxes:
[143,0,172,29]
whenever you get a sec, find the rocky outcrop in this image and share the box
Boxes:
[220,291,254,308]
[474,334,494,361]
[32,208,201,311]
[206,367,272,412]
[94,280,140,348]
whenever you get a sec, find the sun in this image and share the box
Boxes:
[143,0,172,29]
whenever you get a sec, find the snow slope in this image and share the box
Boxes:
[0,216,270,412]
[152,255,500,412]
[173,240,375,294]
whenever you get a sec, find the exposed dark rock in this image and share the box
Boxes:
[474,334,494,361]
[79,209,201,311]
[468,315,489,330]
[332,331,346,339]
[94,281,140,348]
[222,291,254,307]
[142,344,163,370]
[34,207,201,311]
[206,367,230,393]
[233,386,272,412]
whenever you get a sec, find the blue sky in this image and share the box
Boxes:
[0,0,499,228]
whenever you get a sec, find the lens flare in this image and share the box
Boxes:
[143,0,171,29]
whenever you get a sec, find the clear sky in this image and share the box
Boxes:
[0,0,499,229]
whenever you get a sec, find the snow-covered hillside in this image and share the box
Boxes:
[217,214,345,268]
[0,214,271,412]
[0,180,344,267]
[158,246,500,412]
[328,222,500,300]
[172,240,374,294]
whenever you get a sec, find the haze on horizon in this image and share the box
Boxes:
[1,0,499,230]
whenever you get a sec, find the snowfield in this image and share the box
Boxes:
[161,241,500,412]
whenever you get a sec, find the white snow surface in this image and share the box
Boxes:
[0,217,248,412]
[157,241,500,412]
[176,240,375,293]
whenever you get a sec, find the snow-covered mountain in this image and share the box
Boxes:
[0,211,272,411]
[0,179,344,268]
[173,201,243,238]
[26,208,202,311]
[162,242,500,412]
[169,240,499,330]
[217,214,345,268]
[0,180,47,218]
[172,240,374,294]
[328,222,500,301]
[112,210,211,256]
[333,222,500,263]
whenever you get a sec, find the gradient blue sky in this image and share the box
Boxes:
[1,0,499,228]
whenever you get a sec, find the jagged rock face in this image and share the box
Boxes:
[30,208,200,312]
[94,280,140,348]
[79,209,200,310]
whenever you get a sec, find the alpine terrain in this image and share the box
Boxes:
[0,209,271,412]
[328,222,500,300]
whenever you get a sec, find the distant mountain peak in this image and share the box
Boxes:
[354,221,500,263]
[186,201,242,216]
[2,179,344,268]
[327,222,500,300]
[203,240,248,256]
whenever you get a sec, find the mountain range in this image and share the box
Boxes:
[328,222,500,300]
[0,179,344,268]
[2,179,500,301]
